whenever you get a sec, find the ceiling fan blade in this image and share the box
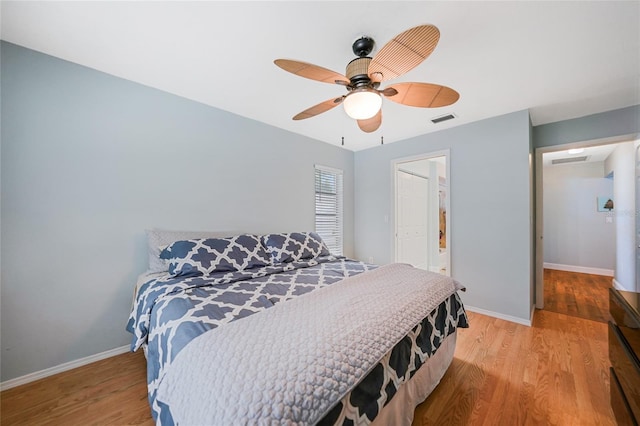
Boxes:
[368,25,440,82]
[275,59,349,85]
[357,109,382,133]
[385,82,459,108]
[293,96,344,120]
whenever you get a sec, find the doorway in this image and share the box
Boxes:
[535,135,636,309]
[392,151,450,275]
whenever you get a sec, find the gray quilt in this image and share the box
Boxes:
[155,263,463,425]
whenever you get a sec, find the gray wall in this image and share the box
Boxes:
[0,42,354,381]
[533,105,640,149]
[543,161,615,270]
[354,110,533,322]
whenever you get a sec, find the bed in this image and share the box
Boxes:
[127,230,468,425]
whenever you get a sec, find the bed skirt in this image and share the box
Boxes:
[372,331,457,425]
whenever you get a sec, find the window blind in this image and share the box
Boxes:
[314,165,343,256]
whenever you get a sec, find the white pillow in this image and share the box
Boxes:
[146,228,242,273]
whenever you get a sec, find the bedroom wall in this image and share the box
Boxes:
[533,105,640,149]
[542,161,615,272]
[0,42,355,382]
[354,110,534,323]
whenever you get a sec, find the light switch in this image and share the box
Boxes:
[606,216,613,223]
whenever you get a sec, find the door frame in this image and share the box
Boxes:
[637,144,640,292]
[391,149,451,276]
[534,134,636,309]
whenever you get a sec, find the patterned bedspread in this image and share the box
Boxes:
[127,257,468,424]
[321,292,466,424]
[126,255,376,419]
[155,263,468,425]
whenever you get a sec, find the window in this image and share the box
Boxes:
[314,165,343,256]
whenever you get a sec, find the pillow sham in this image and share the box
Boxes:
[146,228,242,273]
[261,232,330,264]
[160,234,270,276]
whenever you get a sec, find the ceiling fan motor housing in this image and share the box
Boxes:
[346,57,372,87]
[352,36,374,57]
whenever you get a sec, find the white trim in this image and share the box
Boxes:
[531,303,536,324]
[543,262,614,277]
[0,345,130,391]
[313,163,343,175]
[464,305,532,327]
[613,278,628,291]
[535,148,544,309]
[390,149,451,276]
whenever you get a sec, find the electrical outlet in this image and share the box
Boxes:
[368,257,374,264]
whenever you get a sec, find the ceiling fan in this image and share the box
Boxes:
[274,25,460,133]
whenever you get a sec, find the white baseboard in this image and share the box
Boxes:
[0,345,130,391]
[464,305,532,327]
[543,262,614,277]
[530,304,536,324]
[613,278,630,291]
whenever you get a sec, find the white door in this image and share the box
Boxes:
[396,170,429,270]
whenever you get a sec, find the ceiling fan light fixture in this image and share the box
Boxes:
[342,89,382,120]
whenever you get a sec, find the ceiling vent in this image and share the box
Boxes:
[551,156,589,165]
[431,113,456,124]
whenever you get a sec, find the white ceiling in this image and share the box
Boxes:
[542,143,620,167]
[1,1,639,151]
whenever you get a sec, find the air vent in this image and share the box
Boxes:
[551,156,589,165]
[431,113,456,124]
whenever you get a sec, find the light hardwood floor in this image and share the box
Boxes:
[542,268,610,323]
[414,269,613,425]
[1,349,153,425]
[1,270,614,425]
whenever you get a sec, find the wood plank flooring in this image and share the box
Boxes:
[1,350,153,426]
[414,269,614,425]
[413,310,612,425]
[1,270,614,425]
[542,268,611,323]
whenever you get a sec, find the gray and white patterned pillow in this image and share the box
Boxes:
[160,234,271,276]
[146,228,243,273]
[261,232,330,264]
